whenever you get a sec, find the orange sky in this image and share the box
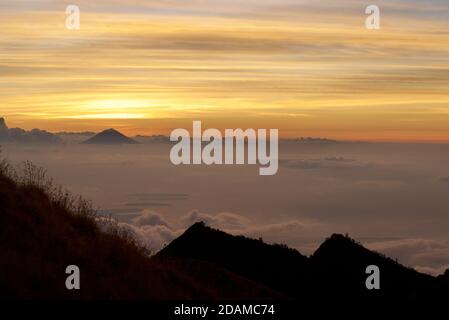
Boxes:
[1,0,449,141]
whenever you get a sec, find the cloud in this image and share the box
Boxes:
[180,209,323,238]
[117,208,325,253]
[279,157,365,170]
[5,141,449,276]
[182,210,251,230]
[122,222,179,251]
[123,193,189,208]
[120,209,449,276]
[116,211,180,251]
[3,0,449,141]
[366,238,449,276]
[131,210,171,227]
[0,118,61,144]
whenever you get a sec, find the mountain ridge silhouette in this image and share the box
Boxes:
[159,222,448,302]
[0,170,281,299]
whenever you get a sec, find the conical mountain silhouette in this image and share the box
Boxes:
[82,128,137,144]
[310,234,434,300]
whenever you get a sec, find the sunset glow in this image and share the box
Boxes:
[1,0,449,140]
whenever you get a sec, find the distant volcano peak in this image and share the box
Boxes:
[82,128,137,145]
[0,117,8,131]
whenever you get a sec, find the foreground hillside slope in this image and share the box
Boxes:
[0,168,282,299]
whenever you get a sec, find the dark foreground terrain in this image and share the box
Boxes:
[0,163,447,302]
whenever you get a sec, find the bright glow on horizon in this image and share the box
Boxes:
[61,113,148,120]
[1,0,449,141]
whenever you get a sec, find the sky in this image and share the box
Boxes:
[1,1,449,275]
[1,0,449,141]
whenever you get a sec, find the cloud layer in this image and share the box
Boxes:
[118,208,325,254]
[118,208,449,276]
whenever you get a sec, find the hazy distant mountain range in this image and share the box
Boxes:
[0,118,164,145]
[0,118,61,144]
[1,117,341,146]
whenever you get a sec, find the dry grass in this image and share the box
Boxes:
[0,148,281,299]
